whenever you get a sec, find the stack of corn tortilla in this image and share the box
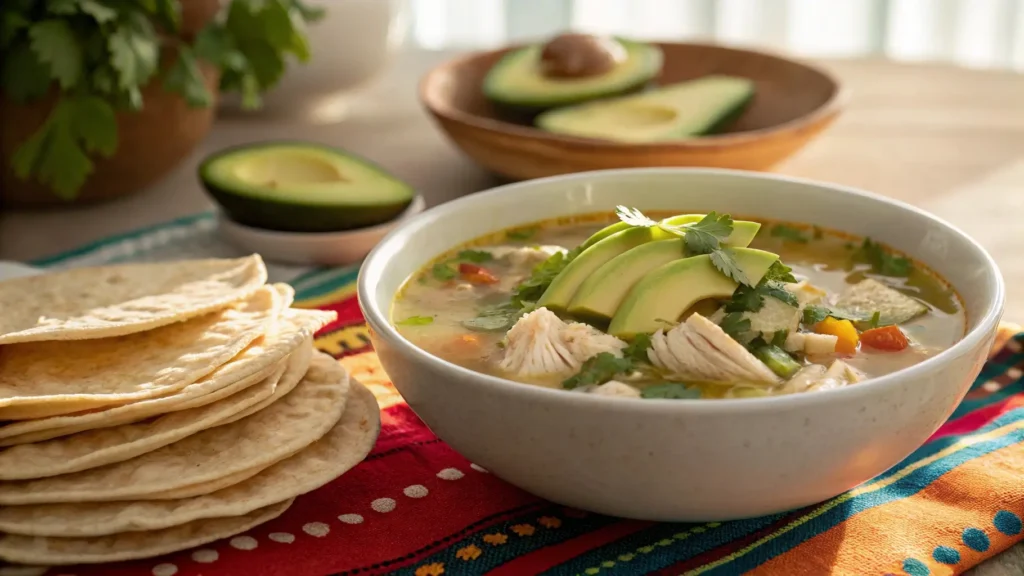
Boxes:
[0,255,380,567]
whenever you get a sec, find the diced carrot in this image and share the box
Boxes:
[860,325,909,351]
[813,317,859,354]
[458,263,499,284]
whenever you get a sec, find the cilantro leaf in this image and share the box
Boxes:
[770,224,809,243]
[71,95,117,155]
[562,352,633,390]
[719,312,751,340]
[802,305,872,326]
[762,260,797,283]
[725,284,766,313]
[79,0,118,23]
[162,46,212,107]
[506,227,538,241]
[431,262,456,281]
[149,0,181,33]
[682,211,734,254]
[46,0,80,15]
[462,303,523,332]
[856,238,912,277]
[623,333,653,363]
[107,24,159,92]
[30,20,83,89]
[456,250,493,263]
[641,383,701,399]
[710,249,750,287]
[760,282,799,307]
[615,205,657,227]
[511,247,581,308]
[397,315,434,326]
[1,43,53,103]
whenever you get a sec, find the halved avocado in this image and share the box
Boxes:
[483,38,663,115]
[199,142,414,233]
[535,75,755,142]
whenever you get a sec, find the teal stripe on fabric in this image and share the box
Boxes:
[953,379,1024,420]
[294,267,362,301]
[31,212,214,267]
[699,423,1024,576]
[390,506,622,576]
[538,515,784,576]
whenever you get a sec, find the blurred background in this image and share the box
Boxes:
[408,0,1024,70]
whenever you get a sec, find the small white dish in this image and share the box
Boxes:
[0,261,42,281]
[217,195,425,266]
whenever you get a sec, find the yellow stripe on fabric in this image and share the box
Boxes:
[684,419,1024,576]
[294,282,358,309]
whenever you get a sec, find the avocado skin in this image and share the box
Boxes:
[701,89,754,135]
[199,141,414,233]
[206,185,412,233]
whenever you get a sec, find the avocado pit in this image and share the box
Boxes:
[539,33,627,79]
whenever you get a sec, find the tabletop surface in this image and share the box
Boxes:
[2,48,1024,574]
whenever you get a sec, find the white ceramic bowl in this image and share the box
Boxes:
[358,169,1003,522]
[217,195,425,266]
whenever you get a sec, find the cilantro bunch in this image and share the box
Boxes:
[0,0,323,200]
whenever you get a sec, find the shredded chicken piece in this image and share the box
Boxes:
[589,380,642,398]
[647,313,781,384]
[499,307,626,377]
[825,359,864,383]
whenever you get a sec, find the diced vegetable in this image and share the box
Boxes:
[860,325,909,351]
[752,344,802,378]
[459,263,499,285]
[813,317,859,354]
[836,278,927,327]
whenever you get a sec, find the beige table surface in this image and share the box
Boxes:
[2,49,1023,574]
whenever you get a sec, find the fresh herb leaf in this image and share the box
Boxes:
[719,312,751,340]
[868,311,881,329]
[456,250,493,263]
[641,383,701,399]
[856,238,912,276]
[79,0,118,24]
[510,246,581,308]
[681,211,733,254]
[462,303,523,332]
[624,333,653,363]
[162,46,211,107]
[29,19,83,89]
[615,205,657,228]
[770,224,809,243]
[770,330,789,347]
[506,227,538,240]
[397,315,434,326]
[2,43,53,102]
[725,285,766,313]
[761,282,799,307]
[431,262,456,281]
[802,305,871,326]
[762,260,798,284]
[562,352,633,390]
[710,249,750,287]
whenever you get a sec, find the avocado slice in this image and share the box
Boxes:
[537,226,670,311]
[608,248,780,339]
[483,38,663,114]
[199,142,414,233]
[535,75,755,142]
[567,219,761,320]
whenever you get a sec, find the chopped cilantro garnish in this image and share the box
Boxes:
[624,333,653,362]
[641,383,701,399]
[724,260,798,314]
[868,311,881,329]
[562,352,633,390]
[461,303,523,332]
[763,260,797,283]
[615,205,658,227]
[710,249,750,286]
[679,211,733,254]
[770,224,809,243]
[431,262,456,281]
[856,238,912,277]
[719,312,751,340]
[802,305,872,326]
[456,250,493,263]
[506,227,539,241]
[396,315,434,326]
[510,246,581,308]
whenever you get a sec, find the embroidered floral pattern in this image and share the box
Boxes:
[414,562,445,576]
[511,524,536,536]
[483,533,508,546]
[538,516,562,529]
[456,545,482,561]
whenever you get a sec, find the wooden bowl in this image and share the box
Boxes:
[419,41,845,180]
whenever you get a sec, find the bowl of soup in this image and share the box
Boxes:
[358,168,1003,521]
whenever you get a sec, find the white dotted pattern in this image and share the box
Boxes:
[191,549,218,563]
[983,380,1002,392]
[303,522,331,537]
[338,513,364,524]
[470,463,489,473]
[229,536,258,551]
[371,497,397,513]
[437,468,464,480]
[403,484,429,498]
[151,564,178,576]
[269,532,296,544]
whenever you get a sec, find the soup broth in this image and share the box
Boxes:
[392,210,965,399]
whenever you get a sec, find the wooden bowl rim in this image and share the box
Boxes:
[418,40,847,152]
